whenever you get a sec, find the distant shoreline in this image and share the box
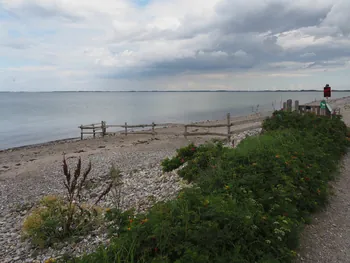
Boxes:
[1,90,350,93]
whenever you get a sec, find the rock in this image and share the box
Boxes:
[90,192,98,198]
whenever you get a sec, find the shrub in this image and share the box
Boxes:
[161,143,197,172]
[22,195,103,248]
[69,112,348,263]
[23,156,119,248]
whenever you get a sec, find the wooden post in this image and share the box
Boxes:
[294,100,299,112]
[283,102,287,111]
[152,122,155,136]
[287,99,292,112]
[125,122,128,136]
[317,107,320,116]
[227,113,231,143]
[101,121,105,137]
[80,125,83,140]
[92,124,96,138]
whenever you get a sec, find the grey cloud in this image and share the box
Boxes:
[2,0,350,80]
[214,0,332,34]
[105,1,348,78]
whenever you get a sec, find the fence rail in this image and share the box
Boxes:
[183,113,265,142]
[79,113,266,141]
[79,98,340,141]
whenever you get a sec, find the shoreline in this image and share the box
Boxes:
[0,112,266,153]
[1,95,349,152]
[2,95,349,152]
[1,96,350,262]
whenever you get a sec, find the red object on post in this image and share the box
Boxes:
[324,84,331,98]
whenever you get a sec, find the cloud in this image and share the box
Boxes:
[0,0,350,91]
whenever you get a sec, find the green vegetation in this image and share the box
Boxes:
[22,157,120,248]
[22,195,103,248]
[62,111,348,262]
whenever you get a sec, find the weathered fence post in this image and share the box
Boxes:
[152,122,155,136]
[101,121,105,137]
[80,125,83,140]
[92,124,96,138]
[294,100,299,112]
[287,99,292,112]
[124,122,128,136]
[283,102,287,111]
[227,113,231,143]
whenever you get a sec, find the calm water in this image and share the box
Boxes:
[1,91,349,150]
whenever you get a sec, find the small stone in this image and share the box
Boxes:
[90,192,98,198]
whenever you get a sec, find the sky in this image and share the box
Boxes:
[0,0,350,91]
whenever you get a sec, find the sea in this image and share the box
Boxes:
[1,91,349,150]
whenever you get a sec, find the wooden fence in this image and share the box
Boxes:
[281,99,340,116]
[184,113,265,142]
[79,121,177,140]
[79,98,340,141]
[79,114,266,141]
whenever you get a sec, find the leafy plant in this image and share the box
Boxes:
[23,156,116,248]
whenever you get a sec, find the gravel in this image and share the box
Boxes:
[295,154,350,263]
[0,129,261,262]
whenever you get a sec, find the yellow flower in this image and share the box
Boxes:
[275,155,280,158]
[127,227,131,231]
[225,185,230,190]
[252,163,257,166]
[291,250,297,257]
[105,208,111,212]
[44,258,56,263]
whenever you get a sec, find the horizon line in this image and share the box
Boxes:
[1,89,350,93]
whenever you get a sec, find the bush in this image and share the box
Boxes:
[161,143,197,172]
[22,195,103,248]
[23,157,119,248]
[69,111,348,263]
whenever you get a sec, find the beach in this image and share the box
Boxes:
[1,96,350,262]
[0,112,265,262]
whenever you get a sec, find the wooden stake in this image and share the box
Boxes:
[287,99,292,112]
[294,100,299,112]
[152,122,155,136]
[283,102,287,111]
[101,121,105,137]
[125,122,128,136]
[227,113,231,143]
